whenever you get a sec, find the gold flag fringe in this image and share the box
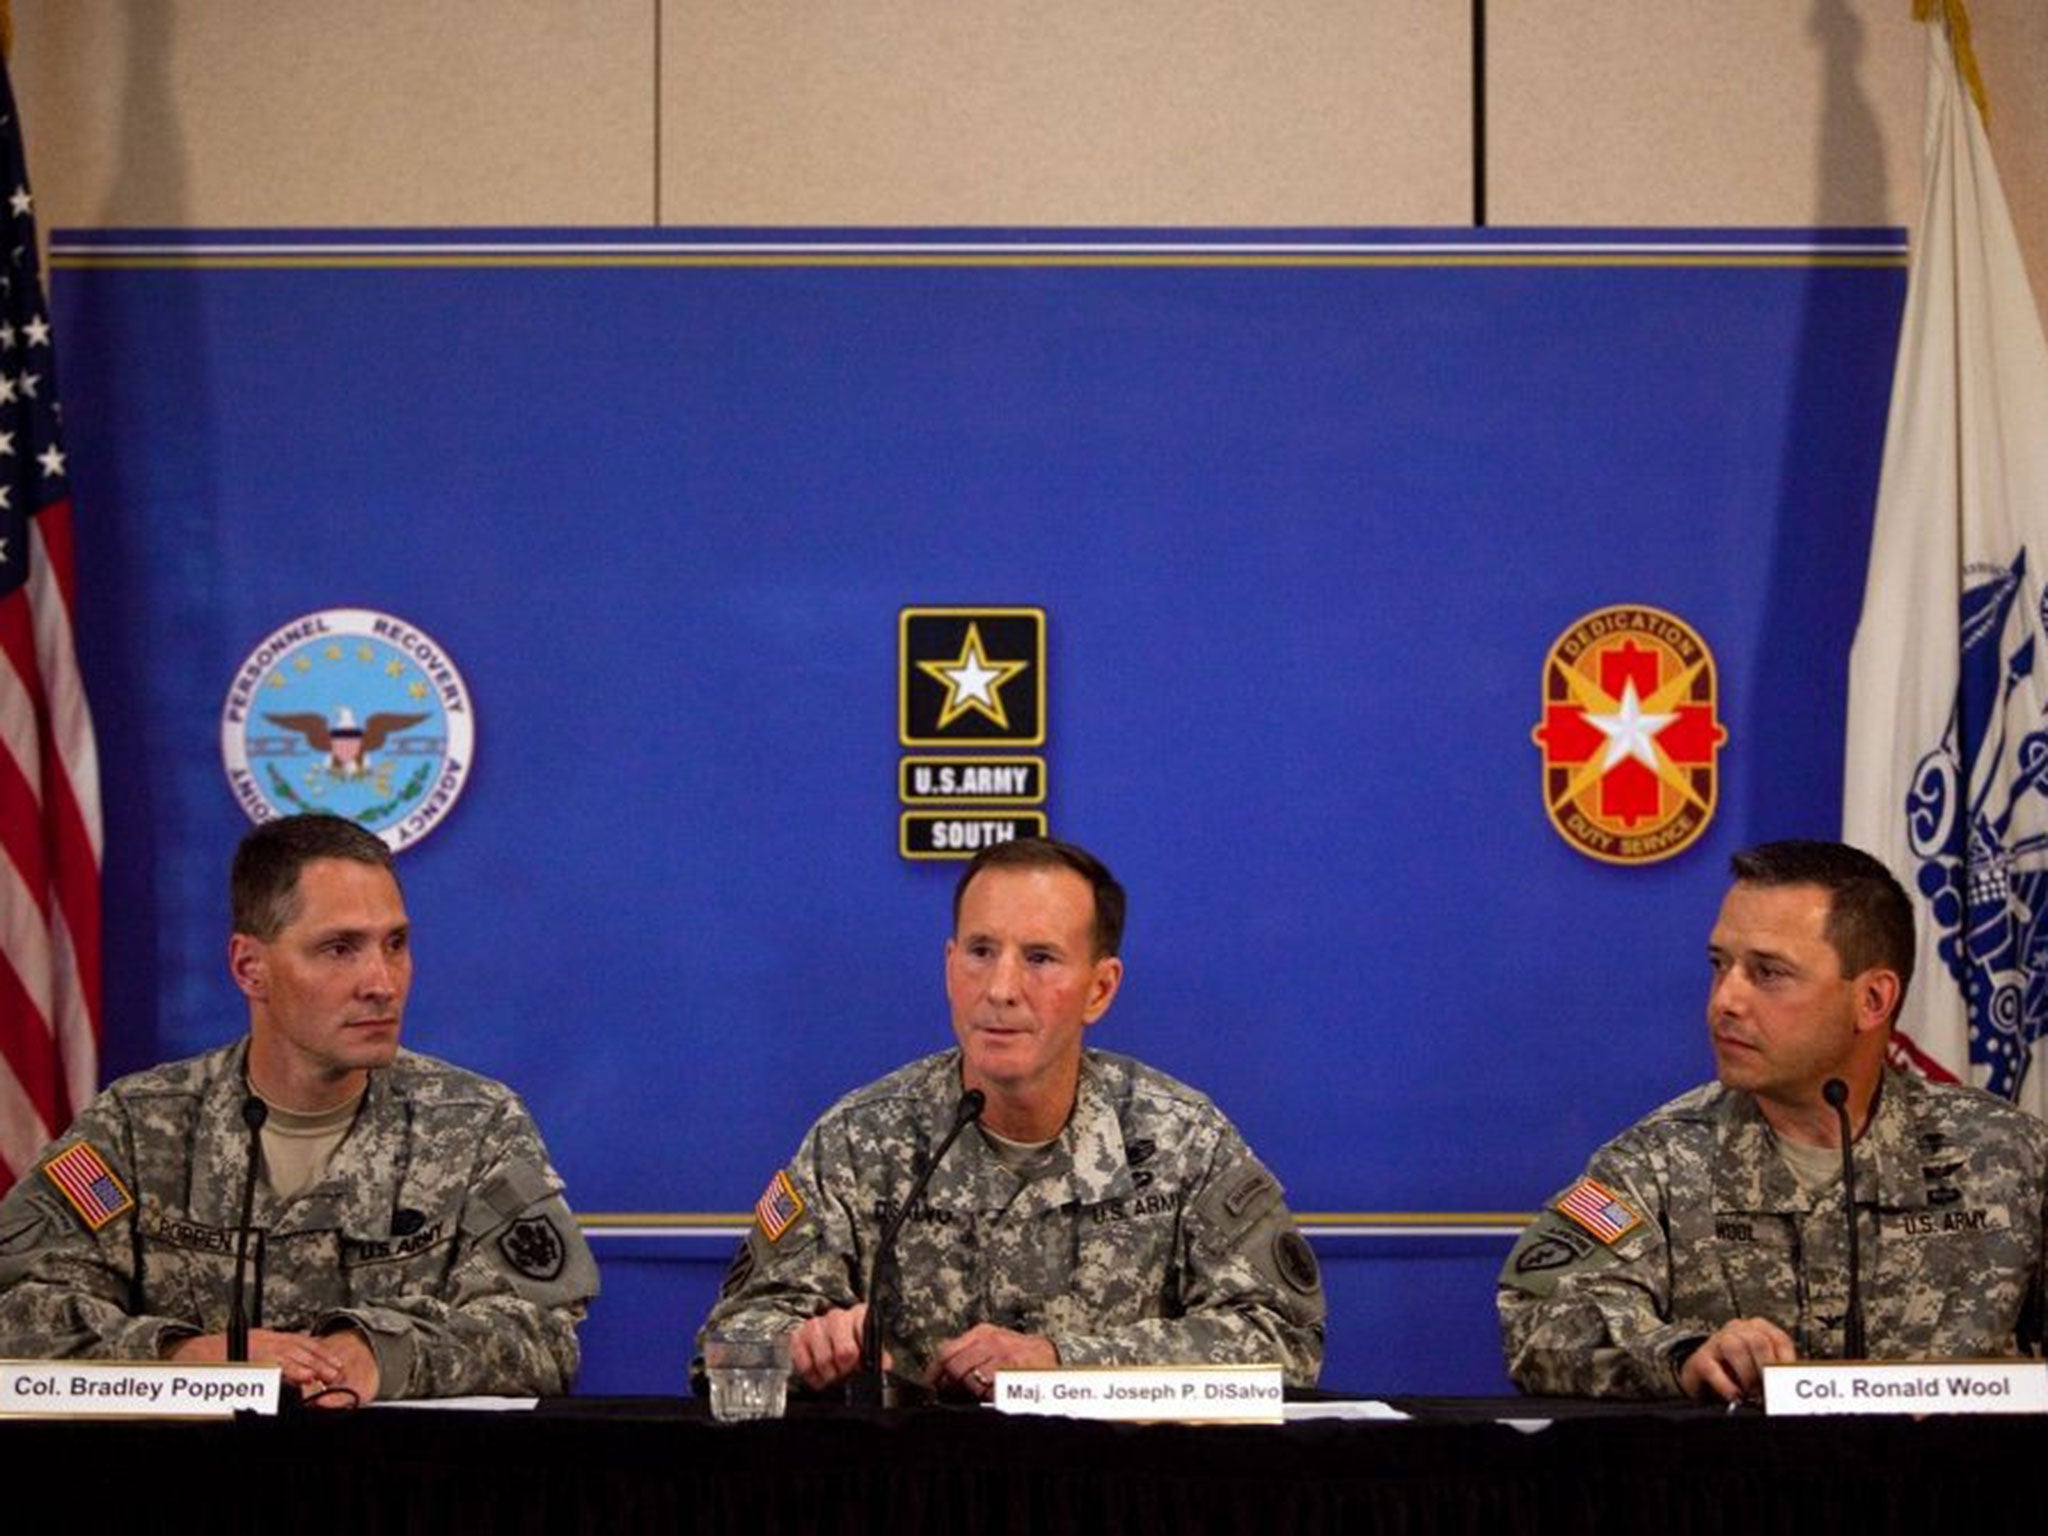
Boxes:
[1916,0,1991,123]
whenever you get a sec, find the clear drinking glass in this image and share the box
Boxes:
[703,1331,793,1422]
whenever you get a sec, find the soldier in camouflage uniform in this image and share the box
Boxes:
[0,814,596,1403]
[701,838,1324,1396]
[1500,840,2048,1401]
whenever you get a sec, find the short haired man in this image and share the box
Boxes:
[0,814,598,1403]
[700,837,1324,1396]
[1498,839,2048,1401]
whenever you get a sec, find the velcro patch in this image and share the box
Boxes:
[43,1141,135,1232]
[755,1170,805,1244]
[1554,1177,1641,1245]
[475,1160,552,1223]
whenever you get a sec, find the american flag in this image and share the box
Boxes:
[754,1170,805,1243]
[0,50,102,1195]
[41,1138,129,1229]
[1556,1177,1640,1244]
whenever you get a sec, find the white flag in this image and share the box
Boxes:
[1844,9,2048,1116]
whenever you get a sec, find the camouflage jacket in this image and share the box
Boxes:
[0,1040,598,1399]
[701,1048,1325,1387]
[1498,1071,2048,1397]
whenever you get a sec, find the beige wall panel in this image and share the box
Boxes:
[661,2,1469,226]
[9,0,656,230]
[1489,2,1924,228]
[3,2,2042,289]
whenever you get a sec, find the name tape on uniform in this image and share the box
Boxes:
[1763,1359,2048,1416]
[991,1365,1284,1424]
[0,1359,285,1418]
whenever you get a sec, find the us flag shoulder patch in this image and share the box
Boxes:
[1554,1176,1641,1245]
[754,1169,805,1243]
[42,1141,135,1231]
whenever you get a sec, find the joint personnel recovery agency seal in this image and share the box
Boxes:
[220,608,476,852]
[1531,604,1727,866]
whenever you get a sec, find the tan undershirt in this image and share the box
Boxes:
[979,1122,1058,1172]
[256,1088,364,1202]
[1777,1133,1845,1195]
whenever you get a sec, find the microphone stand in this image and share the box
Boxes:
[850,1089,985,1408]
[228,1097,269,1364]
[1822,1078,1867,1359]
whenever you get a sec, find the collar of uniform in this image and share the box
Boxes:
[1710,1089,1807,1213]
[1709,1076,1928,1214]
[1859,1071,1932,1212]
[184,1037,263,1228]
[172,1038,405,1235]
[969,1051,1138,1219]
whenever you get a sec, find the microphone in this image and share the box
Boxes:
[1822,1078,1867,1359]
[227,1096,268,1364]
[852,1088,986,1407]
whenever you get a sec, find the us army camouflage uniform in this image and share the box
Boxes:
[1498,1071,2048,1397]
[0,1040,598,1398]
[701,1049,1325,1387]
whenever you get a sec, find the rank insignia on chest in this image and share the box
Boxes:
[1555,1177,1642,1245]
[42,1141,135,1231]
[755,1170,806,1243]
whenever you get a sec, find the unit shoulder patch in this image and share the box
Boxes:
[498,1215,567,1281]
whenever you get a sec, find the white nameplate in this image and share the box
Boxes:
[991,1365,1284,1423]
[1764,1359,2048,1416]
[0,1359,284,1418]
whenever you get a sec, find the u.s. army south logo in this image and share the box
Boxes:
[898,606,1049,859]
[220,608,476,852]
[1532,604,1726,865]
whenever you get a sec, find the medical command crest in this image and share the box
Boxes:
[1532,605,1727,865]
[220,608,475,852]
